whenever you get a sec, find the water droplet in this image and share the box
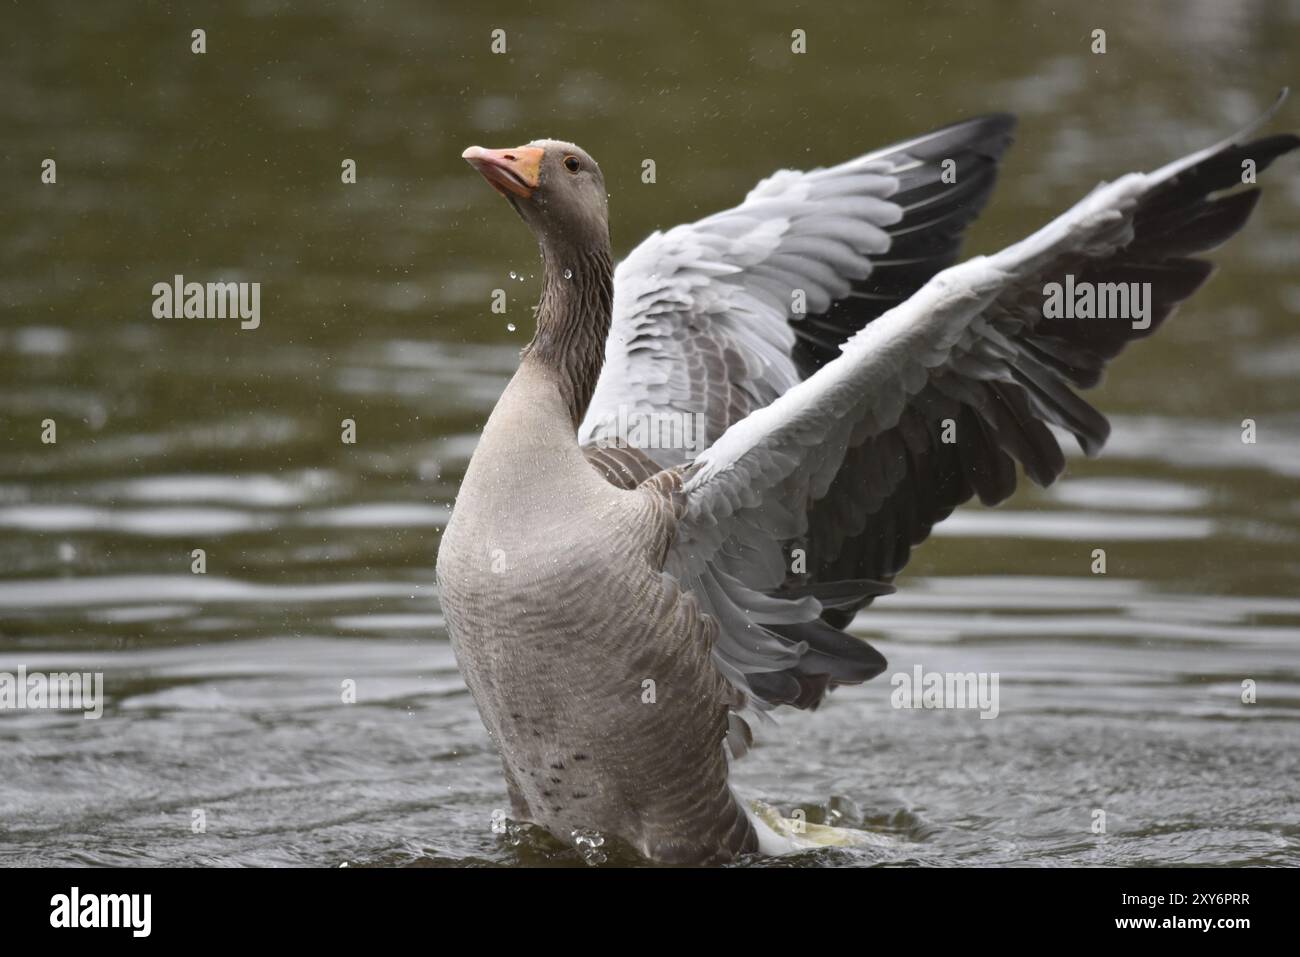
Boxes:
[563,268,573,280]
[508,270,517,280]
[572,827,607,865]
[506,323,516,332]
[57,542,77,563]
[504,820,527,847]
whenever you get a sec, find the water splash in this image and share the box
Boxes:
[571,827,607,865]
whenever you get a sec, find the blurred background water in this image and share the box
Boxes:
[0,0,1297,866]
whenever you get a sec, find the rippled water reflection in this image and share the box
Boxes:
[1,0,1298,866]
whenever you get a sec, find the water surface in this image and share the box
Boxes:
[1,0,1298,866]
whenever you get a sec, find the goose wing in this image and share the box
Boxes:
[663,94,1297,717]
[580,114,1017,487]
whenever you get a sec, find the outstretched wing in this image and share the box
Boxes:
[580,113,1017,480]
[666,94,1298,717]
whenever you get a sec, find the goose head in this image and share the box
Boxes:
[462,139,609,254]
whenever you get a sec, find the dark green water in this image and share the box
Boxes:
[1,1,1297,866]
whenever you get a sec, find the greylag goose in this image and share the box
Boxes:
[438,95,1298,864]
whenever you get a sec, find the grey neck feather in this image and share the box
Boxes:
[522,235,614,430]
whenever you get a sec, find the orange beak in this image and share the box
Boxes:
[462,145,544,200]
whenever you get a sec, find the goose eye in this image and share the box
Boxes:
[563,155,581,173]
